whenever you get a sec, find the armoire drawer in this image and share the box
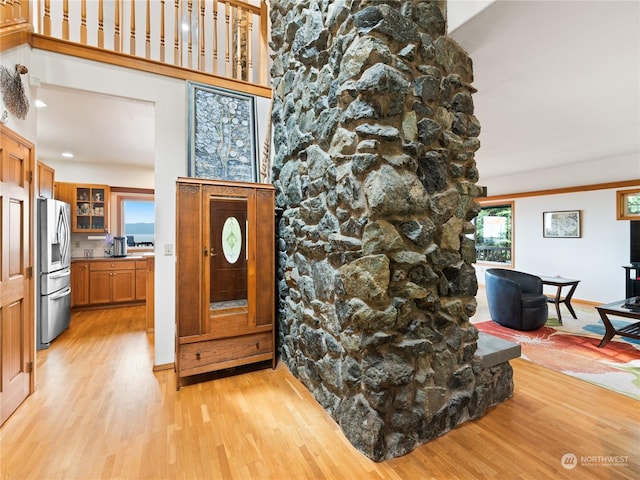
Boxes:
[179,332,273,376]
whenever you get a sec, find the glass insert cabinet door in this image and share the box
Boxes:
[209,198,248,309]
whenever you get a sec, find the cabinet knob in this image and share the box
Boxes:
[195,352,201,360]
[255,342,260,349]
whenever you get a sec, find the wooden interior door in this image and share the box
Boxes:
[209,198,248,305]
[0,126,34,426]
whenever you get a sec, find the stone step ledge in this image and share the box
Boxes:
[475,332,521,368]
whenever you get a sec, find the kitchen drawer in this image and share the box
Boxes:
[135,260,147,270]
[90,260,137,271]
[179,332,273,376]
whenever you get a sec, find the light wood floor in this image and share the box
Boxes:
[1,304,638,479]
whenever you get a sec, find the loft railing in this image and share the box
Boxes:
[1,0,269,88]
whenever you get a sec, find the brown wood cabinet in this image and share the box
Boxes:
[71,258,150,309]
[71,261,90,307]
[145,257,155,332]
[89,260,136,304]
[56,182,110,232]
[54,181,74,205]
[176,178,275,389]
[135,260,147,301]
[37,161,55,198]
[73,184,109,232]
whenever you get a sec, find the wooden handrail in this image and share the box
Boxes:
[29,33,271,98]
[3,0,270,88]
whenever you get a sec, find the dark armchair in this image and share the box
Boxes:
[485,269,548,331]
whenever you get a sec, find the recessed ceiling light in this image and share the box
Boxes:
[61,152,74,158]
[35,99,48,108]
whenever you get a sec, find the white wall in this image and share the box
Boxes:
[25,49,272,367]
[483,153,640,196]
[475,186,634,304]
[1,45,37,143]
[30,50,185,366]
[39,161,155,258]
[44,159,154,188]
[447,0,495,33]
[2,45,40,367]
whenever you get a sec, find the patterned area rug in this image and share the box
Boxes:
[475,317,640,400]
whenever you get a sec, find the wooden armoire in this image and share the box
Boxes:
[175,178,276,389]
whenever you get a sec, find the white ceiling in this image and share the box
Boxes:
[450,0,640,183]
[35,85,155,168]
[35,1,640,184]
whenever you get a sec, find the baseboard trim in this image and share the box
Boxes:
[153,363,174,372]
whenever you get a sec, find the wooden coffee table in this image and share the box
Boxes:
[595,300,640,348]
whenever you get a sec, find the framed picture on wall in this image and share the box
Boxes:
[543,210,581,238]
[616,189,640,220]
[188,82,258,182]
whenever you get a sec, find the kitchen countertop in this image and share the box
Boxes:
[71,253,155,262]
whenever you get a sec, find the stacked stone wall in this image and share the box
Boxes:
[270,0,512,460]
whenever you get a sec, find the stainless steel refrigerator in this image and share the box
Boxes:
[37,198,71,350]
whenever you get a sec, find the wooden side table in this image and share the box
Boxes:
[539,276,580,324]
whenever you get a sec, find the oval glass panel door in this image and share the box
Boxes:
[210,198,247,307]
[221,216,242,264]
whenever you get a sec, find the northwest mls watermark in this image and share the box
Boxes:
[561,453,630,469]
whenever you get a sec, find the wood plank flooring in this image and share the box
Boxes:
[1,305,638,479]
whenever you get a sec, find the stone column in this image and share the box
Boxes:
[270,0,512,460]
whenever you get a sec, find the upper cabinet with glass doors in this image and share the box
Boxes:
[54,182,110,233]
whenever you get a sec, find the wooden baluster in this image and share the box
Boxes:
[24,0,32,24]
[130,0,136,55]
[20,0,31,24]
[114,0,121,52]
[62,0,69,40]
[13,0,22,21]
[247,11,253,83]
[173,0,180,66]
[5,0,13,24]
[235,8,242,80]
[160,0,165,62]
[145,0,150,58]
[43,0,51,36]
[233,7,242,79]
[212,0,218,75]
[225,1,231,78]
[198,0,205,71]
[259,0,268,86]
[98,0,104,48]
[186,0,193,69]
[80,0,87,45]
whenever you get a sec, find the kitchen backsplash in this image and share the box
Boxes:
[71,233,155,258]
[71,233,111,258]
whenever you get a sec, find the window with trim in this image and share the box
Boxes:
[112,189,155,251]
[474,202,513,265]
